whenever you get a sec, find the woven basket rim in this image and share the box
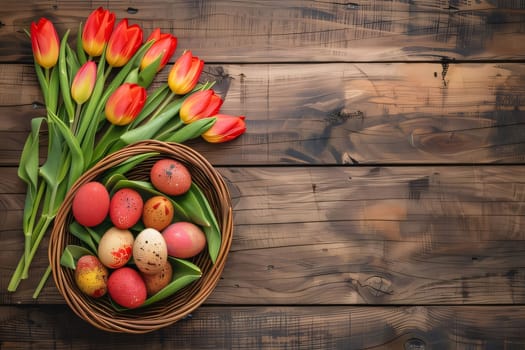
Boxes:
[48,140,233,334]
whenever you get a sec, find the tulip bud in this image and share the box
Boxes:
[71,61,97,104]
[201,114,246,143]
[105,83,147,126]
[140,29,177,72]
[106,19,143,67]
[168,51,204,95]
[179,90,223,124]
[82,7,115,57]
[30,18,59,68]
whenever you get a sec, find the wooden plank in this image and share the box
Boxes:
[3,166,525,304]
[1,305,525,349]
[1,0,525,62]
[1,62,525,165]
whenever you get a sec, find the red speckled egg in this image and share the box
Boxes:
[107,267,147,309]
[150,158,191,196]
[72,181,110,227]
[109,188,144,229]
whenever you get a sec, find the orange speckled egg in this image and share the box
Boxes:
[142,196,174,231]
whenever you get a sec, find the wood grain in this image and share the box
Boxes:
[3,166,525,305]
[2,305,525,349]
[1,0,525,63]
[1,62,525,165]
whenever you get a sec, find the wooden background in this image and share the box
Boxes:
[2,1,525,348]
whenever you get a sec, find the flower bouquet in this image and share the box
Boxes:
[8,7,246,301]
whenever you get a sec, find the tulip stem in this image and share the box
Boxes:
[72,103,81,134]
[150,93,175,122]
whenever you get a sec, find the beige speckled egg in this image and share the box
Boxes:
[97,227,134,269]
[133,228,168,275]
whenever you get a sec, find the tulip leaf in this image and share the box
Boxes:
[111,257,202,311]
[18,117,44,190]
[60,245,94,270]
[47,66,60,115]
[39,121,63,192]
[76,22,87,65]
[47,111,85,188]
[58,30,75,124]
[176,184,211,227]
[160,117,216,143]
[138,55,162,88]
[130,84,170,128]
[66,43,80,78]
[120,98,184,145]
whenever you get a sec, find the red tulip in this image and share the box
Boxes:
[106,19,143,67]
[168,51,204,95]
[30,18,59,68]
[71,61,97,104]
[202,114,246,143]
[105,83,147,126]
[82,7,115,57]
[140,29,177,72]
[179,90,223,124]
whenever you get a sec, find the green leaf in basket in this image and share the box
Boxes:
[176,183,212,227]
[110,257,202,311]
[60,245,94,269]
[185,183,222,264]
[101,152,159,185]
[69,221,98,252]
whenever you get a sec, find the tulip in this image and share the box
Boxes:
[71,61,97,104]
[140,29,177,72]
[105,83,147,126]
[82,7,115,57]
[30,18,59,68]
[201,114,246,143]
[180,90,223,124]
[106,19,143,67]
[168,51,204,95]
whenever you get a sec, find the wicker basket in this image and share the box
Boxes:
[48,140,233,333]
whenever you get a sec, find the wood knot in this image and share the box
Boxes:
[362,276,393,297]
[405,338,426,350]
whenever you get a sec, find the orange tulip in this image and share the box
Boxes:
[106,19,143,67]
[82,7,115,57]
[168,51,204,95]
[179,90,223,124]
[71,61,97,104]
[201,114,246,143]
[140,29,177,72]
[105,83,147,126]
[30,18,59,68]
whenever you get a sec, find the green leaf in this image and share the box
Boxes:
[47,111,85,188]
[129,84,170,128]
[185,183,222,263]
[47,66,60,115]
[120,98,184,145]
[160,117,216,143]
[60,245,94,269]
[101,152,159,185]
[137,55,162,88]
[65,44,80,78]
[176,183,211,227]
[39,121,63,191]
[58,30,75,124]
[18,117,44,190]
[112,258,202,310]
[76,22,87,65]
[69,221,98,252]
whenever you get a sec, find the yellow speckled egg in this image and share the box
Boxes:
[97,227,134,269]
[133,228,168,275]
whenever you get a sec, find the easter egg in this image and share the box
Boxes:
[74,255,108,298]
[72,181,110,227]
[109,188,143,229]
[150,158,191,196]
[107,267,147,309]
[133,228,168,275]
[142,195,174,231]
[162,222,206,259]
[97,227,134,269]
